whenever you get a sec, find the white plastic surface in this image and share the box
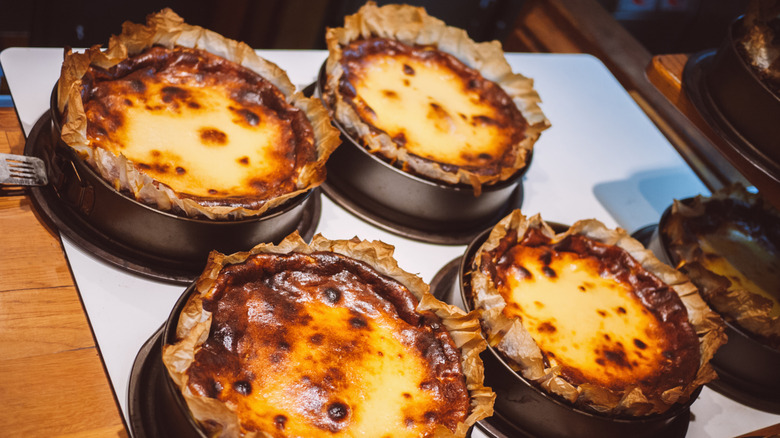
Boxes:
[2,47,777,438]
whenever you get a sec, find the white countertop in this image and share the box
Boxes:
[2,47,777,438]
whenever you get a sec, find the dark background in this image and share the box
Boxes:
[0,0,748,52]
[0,0,750,95]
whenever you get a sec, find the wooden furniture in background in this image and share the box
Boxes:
[505,0,765,200]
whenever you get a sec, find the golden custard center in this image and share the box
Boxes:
[352,54,511,165]
[697,225,780,317]
[103,81,292,197]
[224,299,450,437]
[502,246,673,388]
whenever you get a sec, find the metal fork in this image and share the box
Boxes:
[0,153,48,187]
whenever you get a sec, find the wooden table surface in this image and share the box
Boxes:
[0,107,127,437]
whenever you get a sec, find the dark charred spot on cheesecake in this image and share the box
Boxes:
[402,392,412,399]
[199,127,228,145]
[515,265,532,280]
[603,347,631,368]
[349,315,368,329]
[278,341,291,352]
[187,101,201,109]
[161,85,189,103]
[323,287,341,304]
[428,102,448,119]
[579,285,587,292]
[235,108,260,126]
[130,79,146,93]
[467,79,479,89]
[538,321,557,333]
[327,402,349,422]
[472,115,497,126]
[175,166,186,175]
[138,162,151,170]
[233,380,252,396]
[238,156,250,165]
[392,132,407,147]
[597,309,607,317]
[204,378,222,398]
[123,98,133,107]
[634,338,647,350]
[208,189,218,195]
[617,306,627,315]
[542,266,557,278]
[403,64,415,75]
[382,90,399,99]
[478,153,492,161]
[309,333,324,345]
[274,415,287,430]
[424,411,437,423]
[604,334,611,341]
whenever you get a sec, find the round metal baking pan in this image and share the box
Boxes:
[314,63,530,245]
[430,225,695,438]
[129,282,205,438]
[30,95,320,284]
[682,43,780,185]
[648,201,780,414]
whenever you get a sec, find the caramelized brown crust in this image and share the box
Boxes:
[469,211,725,415]
[163,233,494,437]
[81,46,316,209]
[481,228,700,398]
[335,37,528,179]
[186,251,468,436]
[323,2,549,194]
[58,9,341,220]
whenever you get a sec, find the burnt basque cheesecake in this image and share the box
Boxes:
[661,185,780,348]
[58,9,340,220]
[470,211,725,415]
[323,2,549,195]
[163,233,494,437]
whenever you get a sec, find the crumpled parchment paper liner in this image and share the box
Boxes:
[58,8,340,220]
[662,184,780,347]
[163,232,494,437]
[323,1,550,195]
[470,210,726,416]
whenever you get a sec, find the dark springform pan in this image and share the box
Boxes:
[651,200,780,413]
[438,227,696,438]
[47,88,315,265]
[129,281,206,438]
[315,63,529,236]
[705,17,780,167]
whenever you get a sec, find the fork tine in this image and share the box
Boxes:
[0,153,49,187]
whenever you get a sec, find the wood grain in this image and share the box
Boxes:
[0,107,127,436]
[646,54,780,209]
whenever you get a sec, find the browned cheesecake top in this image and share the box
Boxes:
[183,250,470,437]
